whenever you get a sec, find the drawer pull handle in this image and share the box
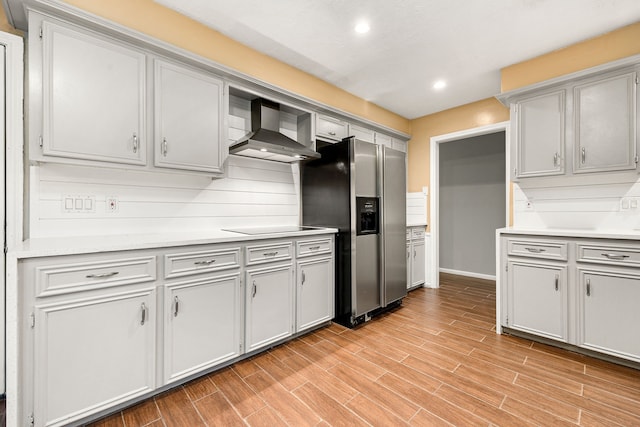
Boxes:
[601,253,629,260]
[252,281,257,298]
[263,251,279,257]
[553,152,559,167]
[524,247,546,253]
[86,271,119,279]
[140,302,147,325]
[162,137,168,156]
[581,147,586,164]
[194,259,216,265]
[328,131,336,136]
[309,246,321,251]
[174,296,180,317]
[133,133,139,154]
[586,278,591,297]
[555,274,559,291]
[302,271,306,285]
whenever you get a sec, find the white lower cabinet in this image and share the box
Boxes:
[578,269,640,362]
[163,274,241,384]
[507,260,567,342]
[297,256,333,332]
[501,234,640,364]
[35,287,156,427]
[18,233,334,426]
[407,227,426,289]
[245,263,294,352]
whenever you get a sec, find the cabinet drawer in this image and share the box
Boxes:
[246,242,293,265]
[507,238,568,261]
[297,238,332,258]
[316,114,348,141]
[349,124,374,143]
[411,228,425,240]
[577,243,640,267]
[35,256,156,297]
[164,247,241,279]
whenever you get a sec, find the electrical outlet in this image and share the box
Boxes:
[106,196,119,212]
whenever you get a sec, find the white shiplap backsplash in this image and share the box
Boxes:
[29,157,299,238]
[513,172,640,231]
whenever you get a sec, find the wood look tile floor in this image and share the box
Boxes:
[89,273,640,427]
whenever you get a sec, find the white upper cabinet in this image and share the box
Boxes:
[316,114,348,141]
[514,91,565,178]
[40,20,146,165]
[574,71,637,174]
[154,60,225,175]
[348,124,374,143]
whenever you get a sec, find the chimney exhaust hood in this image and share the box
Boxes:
[229,98,321,163]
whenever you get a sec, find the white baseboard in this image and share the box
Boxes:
[439,268,496,281]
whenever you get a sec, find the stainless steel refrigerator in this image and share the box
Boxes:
[301,136,407,327]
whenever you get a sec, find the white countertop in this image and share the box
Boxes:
[498,227,640,240]
[11,227,338,259]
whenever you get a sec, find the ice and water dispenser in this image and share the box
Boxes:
[356,197,379,235]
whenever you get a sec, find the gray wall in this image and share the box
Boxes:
[439,132,505,277]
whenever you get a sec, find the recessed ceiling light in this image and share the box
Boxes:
[355,21,370,34]
[433,80,447,90]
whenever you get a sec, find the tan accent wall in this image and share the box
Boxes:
[59,0,410,134]
[408,98,509,230]
[0,7,23,36]
[501,21,640,92]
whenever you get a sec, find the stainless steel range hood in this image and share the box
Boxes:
[229,98,321,163]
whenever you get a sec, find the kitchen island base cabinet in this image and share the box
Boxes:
[35,288,156,427]
[245,264,294,353]
[578,269,640,363]
[507,261,567,342]
[163,274,241,384]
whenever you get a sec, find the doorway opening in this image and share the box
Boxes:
[428,122,510,287]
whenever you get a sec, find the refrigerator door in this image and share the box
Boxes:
[353,139,381,317]
[380,146,407,306]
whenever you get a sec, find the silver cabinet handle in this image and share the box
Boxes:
[301,271,306,285]
[162,137,168,157]
[555,274,559,291]
[86,271,119,279]
[140,302,147,325]
[553,152,559,167]
[581,147,586,164]
[601,253,630,260]
[328,131,336,136]
[309,246,321,251]
[194,259,216,265]
[252,281,257,298]
[133,133,138,154]
[414,250,417,258]
[586,278,591,296]
[524,247,546,253]
[263,251,278,257]
[173,296,179,317]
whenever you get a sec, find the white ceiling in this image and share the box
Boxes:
[155,0,640,119]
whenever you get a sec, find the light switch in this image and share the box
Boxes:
[622,198,630,210]
[64,197,73,210]
[85,198,93,210]
[631,199,638,209]
[74,198,83,210]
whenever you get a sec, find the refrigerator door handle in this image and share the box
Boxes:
[377,144,387,307]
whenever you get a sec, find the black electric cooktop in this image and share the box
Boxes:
[223,226,322,235]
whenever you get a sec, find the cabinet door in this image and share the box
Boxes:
[34,289,155,426]
[508,260,567,341]
[316,114,348,141]
[411,241,426,287]
[406,242,411,289]
[245,264,293,352]
[154,60,225,174]
[515,91,565,178]
[42,21,146,165]
[578,270,640,362]
[297,257,333,332]
[164,274,241,384]
[574,72,637,173]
